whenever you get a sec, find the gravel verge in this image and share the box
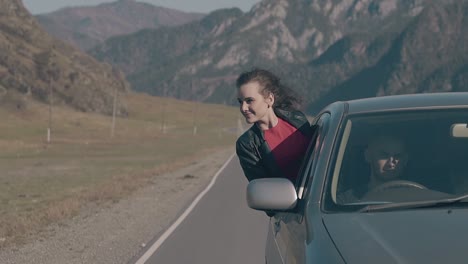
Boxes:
[0,147,235,264]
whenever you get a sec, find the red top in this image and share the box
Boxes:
[264,118,311,181]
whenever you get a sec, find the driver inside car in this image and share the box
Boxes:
[364,135,409,190]
[337,134,410,203]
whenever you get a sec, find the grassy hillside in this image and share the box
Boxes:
[0,92,240,247]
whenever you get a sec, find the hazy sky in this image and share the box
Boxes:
[22,0,260,14]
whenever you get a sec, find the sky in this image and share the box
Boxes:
[22,0,260,14]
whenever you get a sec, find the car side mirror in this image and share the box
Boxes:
[246,178,298,212]
[451,123,468,138]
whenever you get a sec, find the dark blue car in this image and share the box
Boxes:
[247,92,468,264]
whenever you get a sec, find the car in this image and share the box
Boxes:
[246,92,468,264]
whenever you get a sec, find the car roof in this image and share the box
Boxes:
[341,92,468,114]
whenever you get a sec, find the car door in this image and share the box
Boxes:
[266,113,331,264]
[265,211,289,264]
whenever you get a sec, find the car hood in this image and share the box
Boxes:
[322,208,468,264]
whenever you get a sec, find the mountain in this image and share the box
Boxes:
[305,0,468,112]
[0,0,130,115]
[91,7,245,103]
[35,0,205,51]
[90,0,467,114]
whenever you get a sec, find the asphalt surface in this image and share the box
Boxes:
[138,156,269,264]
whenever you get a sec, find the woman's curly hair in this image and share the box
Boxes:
[236,68,302,111]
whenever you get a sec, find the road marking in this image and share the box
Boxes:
[134,153,236,264]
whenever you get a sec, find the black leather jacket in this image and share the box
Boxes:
[236,108,314,182]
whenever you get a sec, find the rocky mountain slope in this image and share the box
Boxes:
[0,0,130,114]
[305,0,468,112]
[92,0,466,113]
[92,7,245,103]
[35,0,204,51]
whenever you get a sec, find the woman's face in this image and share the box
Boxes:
[237,81,273,124]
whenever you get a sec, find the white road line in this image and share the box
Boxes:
[134,153,236,264]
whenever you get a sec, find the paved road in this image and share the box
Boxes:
[136,155,269,264]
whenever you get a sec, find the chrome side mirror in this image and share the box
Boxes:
[451,123,468,138]
[246,178,298,211]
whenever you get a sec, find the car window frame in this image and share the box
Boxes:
[296,112,331,201]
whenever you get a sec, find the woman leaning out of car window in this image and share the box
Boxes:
[235,68,314,184]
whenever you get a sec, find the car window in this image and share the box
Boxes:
[325,109,468,211]
[297,113,331,199]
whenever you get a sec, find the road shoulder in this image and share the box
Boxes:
[0,147,235,264]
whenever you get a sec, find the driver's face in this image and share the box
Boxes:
[366,138,408,182]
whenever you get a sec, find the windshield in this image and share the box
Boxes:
[327,109,468,211]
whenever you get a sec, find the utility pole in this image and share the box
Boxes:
[111,87,117,138]
[192,103,198,136]
[44,46,56,144]
[47,79,52,143]
[160,99,167,134]
[191,80,198,136]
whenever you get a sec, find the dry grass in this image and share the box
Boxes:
[0,92,241,247]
